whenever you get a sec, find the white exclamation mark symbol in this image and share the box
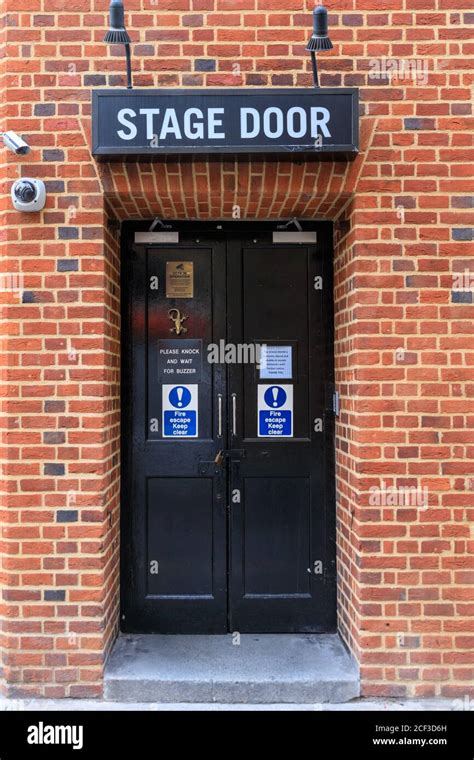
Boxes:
[272,388,278,407]
[177,387,183,407]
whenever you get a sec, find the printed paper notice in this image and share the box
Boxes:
[259,345,292,380]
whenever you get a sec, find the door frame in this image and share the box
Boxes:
[120,220,336,633]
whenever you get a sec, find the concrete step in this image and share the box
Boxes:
[104,633,360,704]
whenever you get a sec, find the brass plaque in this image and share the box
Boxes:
[166,261,194,298]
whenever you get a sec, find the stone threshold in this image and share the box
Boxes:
[104,633,360,704]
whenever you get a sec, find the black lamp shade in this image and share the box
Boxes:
[306,5,333,52]
[104,0,131,44]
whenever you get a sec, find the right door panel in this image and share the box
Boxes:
[227,226,336,633]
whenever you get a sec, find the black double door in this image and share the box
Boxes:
[121,223,336,634]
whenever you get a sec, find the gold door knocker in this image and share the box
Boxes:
[168,308,188,335]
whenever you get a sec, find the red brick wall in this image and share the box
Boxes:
[0,0,473,699]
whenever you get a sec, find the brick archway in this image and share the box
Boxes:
[83,117,376,697]
[85,109,375,223]
[98,149,369,223]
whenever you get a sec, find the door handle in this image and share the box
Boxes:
[231,393,237,437]
[217,393,223,438]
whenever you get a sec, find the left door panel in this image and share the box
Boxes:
[121,238,228,633]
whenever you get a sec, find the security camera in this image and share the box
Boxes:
[11,179,46,212]
[2,131,31,155]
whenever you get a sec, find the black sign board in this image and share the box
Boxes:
[157,339,202,381]
[92,88,358,160]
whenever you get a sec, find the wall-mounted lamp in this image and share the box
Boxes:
[306,4,333,88]
[104,0,133,89]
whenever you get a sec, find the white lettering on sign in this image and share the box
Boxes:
[118,107,224,142]
[117,108,137,140]
[241,108,259,138]
[184,108,204,140]
[264,107,284,138]
[139,108,160,139]
[240,106,331,140]
[208,108,225,139]
[116,106,332,142]
[160,109,182,140]
[311,107,331,138]
[287,107,307,138]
